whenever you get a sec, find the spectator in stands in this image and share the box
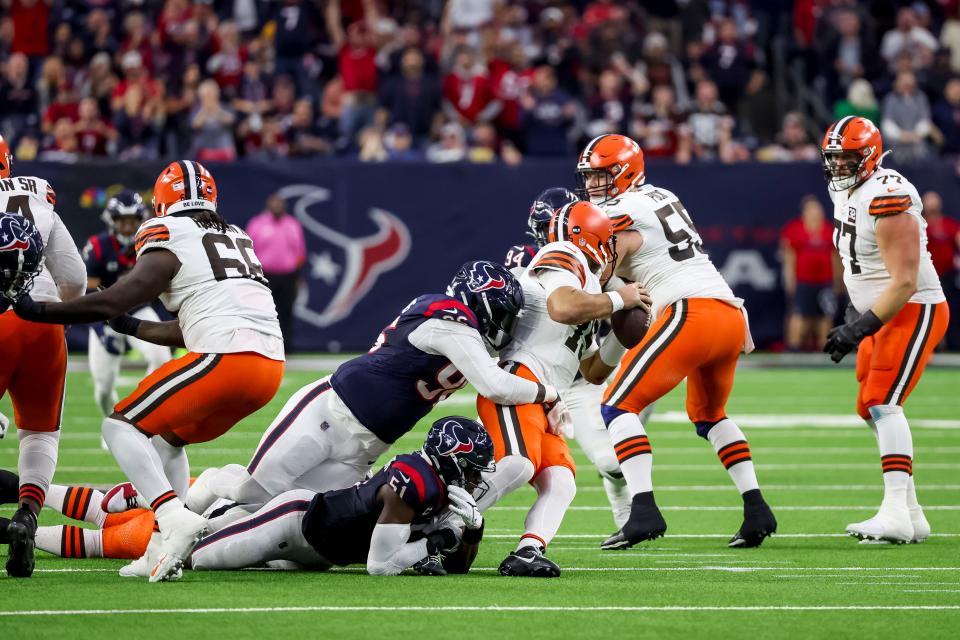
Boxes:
[39,117,79,162]
[585,68,631,138]
[378,47,441,142]
[520,65,574,156]
[696,17,764,111]
[880,7,937,71]
[821,8,879,104]
[426,121,467,163]
[327,1,380,143]
[271,0,317,93]
[922,191,960,348]
[111,51,161,118]
[7,0,51,60]
[443,47,498,126]
[74,97,115,157]
[84,8,117,60]
[833,78,880,123]
[285,98,331,157]
[631,84,682,158]
[383,123,422,162]
[488,40,534,146]
[882,70,933,162]
[0,52,38,142]
[677,79,743,164]
[233,59,271,124]
[246,193,307,353]
[80,52,117,117]
[113,83,161,160]
[41,81,80,136]
[780,196,839,352]
[934,77,960,155]
[757,112,820,162]
[120,12,155,75]
[189,79,236,161]
[636,31,688,105]
[207,21,247,100]
[37,56,67,115]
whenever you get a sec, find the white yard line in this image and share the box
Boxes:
[488,505,960,512]
[485,533,960,539]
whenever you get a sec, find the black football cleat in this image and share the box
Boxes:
[498,546,560,578]
[6,506,38,578]
[600,491,667,550]
[413,555,447,576]
[728,489,777,548]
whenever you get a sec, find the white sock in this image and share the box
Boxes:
[607,413,652,495]
[517,466,576,551]
[476,455,534,512]
[870,405,912,504]
[705,418,759,494]
[102,417,174,510]
[44,484,107,527]
[35,525,103,558]
[152,437,190,498]
[17,429,60,508]
[603,475,631,529]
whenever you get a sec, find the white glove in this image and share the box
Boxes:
[432,508,465,535]
[0,411,8,439]
[447,485,483,530]
[546,398,574,438]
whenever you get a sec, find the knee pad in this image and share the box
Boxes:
[868,404,904,421]
[694,418,725,440]
[600,404,630,428]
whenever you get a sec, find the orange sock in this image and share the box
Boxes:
[102,511,155,560]
[103,508,150,529]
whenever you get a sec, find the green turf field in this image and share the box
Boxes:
[1,364,958,638]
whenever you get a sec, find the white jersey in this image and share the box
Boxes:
[601,186,737,318]
[499,241,602,389]
[827,167,944,312]
[0,175,86,302]
[135,215,284,360]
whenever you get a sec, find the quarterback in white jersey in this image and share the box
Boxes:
[477,201,649,577]
[15,160,284,582]
[576,134,776,552]
[0,135,86,578]
[820,116,948,544]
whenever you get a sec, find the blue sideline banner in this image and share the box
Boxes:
[19,159,960,351]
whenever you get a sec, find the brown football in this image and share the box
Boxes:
[611,307,650,348]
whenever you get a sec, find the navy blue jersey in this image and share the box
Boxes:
[301,453,446,567]
[504,243,538,270]
[331,294,478,444]
[82,232,136,289]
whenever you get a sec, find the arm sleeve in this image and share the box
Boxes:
[366,523,429,576]
[44,214,87,289]
[408,319,556,404]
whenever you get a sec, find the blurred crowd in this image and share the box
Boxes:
[4,0,960,164]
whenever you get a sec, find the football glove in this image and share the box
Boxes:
[545,398,573,438]
[0,411,9,439]
[447,485,482,530]
[823,309,883,363]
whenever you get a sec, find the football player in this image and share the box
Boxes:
[577,134,778,550]
[505,187,655,529]
[14,160,286,582]
[186,260,561,517]
[478,202,649,577]
[190,416,493,576]
[820,117,948,543]
[0,135,88,578]
[84,190,171,419]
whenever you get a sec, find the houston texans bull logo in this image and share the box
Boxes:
[437,420,477,456]
[465,261,506,293]
[278,185,411,328]
[0,213,41,253]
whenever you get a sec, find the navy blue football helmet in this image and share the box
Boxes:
[447,260,524,351]
[0,212,44,304]
[423,416,495,498]
[102,189,148,247]
[528,187,579,248]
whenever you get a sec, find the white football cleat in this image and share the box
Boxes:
[846,502,914,544]
[119,532,161,578]
[149,508,207,583]
[101,482,149,513]
[909,505,930,543]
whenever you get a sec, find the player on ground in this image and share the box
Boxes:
[820,117,949,544]
[14,160,285,582]
[479,202,649,577]
[504,187,655,529]
[186,260,560,516]
[0,136,87,578]
[577,134,777,550]
[84,190,171,419]
[190,417,492,576]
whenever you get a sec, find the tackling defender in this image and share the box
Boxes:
[577,134,778,550]
[15,160,285,582]
[820,116,948,544]
[0,134,87,578]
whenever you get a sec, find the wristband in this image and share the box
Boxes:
[598,334,628,367]
[109,314,142,336]
[606,291,624,313]
[542,385,558,403]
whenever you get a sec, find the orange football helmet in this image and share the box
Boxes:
[548,201,615,269]
[821,116,883,191]
[0,134,12,179]
[576,134,645,204]
[152,160,218,217]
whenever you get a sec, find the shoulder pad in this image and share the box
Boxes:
[387,455,443,511]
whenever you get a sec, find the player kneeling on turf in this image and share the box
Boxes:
[189,417,493,576]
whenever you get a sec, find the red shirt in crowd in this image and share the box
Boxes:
[339,45,378,93]
[489,59,533,132]
[782,218,834,284]
[926,215,960,276]
[43,101,80,129]
[442,70,495,124]
[10,0,50,56]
